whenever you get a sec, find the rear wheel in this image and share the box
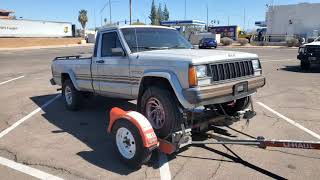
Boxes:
[301,61,310,70]
[112,119,152,169]
[140,87,181,138]
[62,79,82,110]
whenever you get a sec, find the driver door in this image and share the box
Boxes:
[95,30,131,98]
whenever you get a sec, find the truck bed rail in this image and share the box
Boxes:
[54,55,81,61]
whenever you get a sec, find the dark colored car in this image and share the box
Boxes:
[297,36,320,70]
[199,38,217,49]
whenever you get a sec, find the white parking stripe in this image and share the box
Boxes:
[257,102,320,140]
[0,94,61,138]
[0,76,25,86]
[159,152,171,180]
[0,156,63,180]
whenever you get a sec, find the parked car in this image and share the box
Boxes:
[199,38,218,49]
[297,36,320,70]
[51,25,265,139]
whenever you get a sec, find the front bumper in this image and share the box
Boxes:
[183,76,266,106]
[297,54,320,64]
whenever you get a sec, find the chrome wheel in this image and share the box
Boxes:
[116,127,136,159]
[146,97,165,129]
[64,86,72,105]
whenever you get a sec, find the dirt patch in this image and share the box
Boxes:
[0,38,84,48]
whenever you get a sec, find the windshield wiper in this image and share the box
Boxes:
[168,45,189,49]
[131,46,169,50]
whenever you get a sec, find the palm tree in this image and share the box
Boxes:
[78,10,88,30]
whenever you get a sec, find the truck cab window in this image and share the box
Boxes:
[101,32,122,57]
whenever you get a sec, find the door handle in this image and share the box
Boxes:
[96,60,105,63]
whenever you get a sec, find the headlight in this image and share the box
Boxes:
[252,60,262,76]
[196,65,207,78]
[252,60,260,70]
[299,47,306,53]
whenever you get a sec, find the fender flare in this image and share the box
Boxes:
[64,69,81,91]
[108,107,158,148]
[140,71,194,109]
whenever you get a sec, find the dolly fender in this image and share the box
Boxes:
[108,107,158,148]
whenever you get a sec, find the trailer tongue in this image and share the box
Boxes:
[107,107,320,169]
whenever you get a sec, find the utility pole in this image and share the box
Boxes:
[94,8,96,29]
[184,0,187,20]
[109,0,112,24]
[129,0,132,25]
[206,4,208,29]
[243,8,246,31]
[228,16,230,26]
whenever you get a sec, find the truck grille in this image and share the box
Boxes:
[307,46,320,56]
[210,61,254,82]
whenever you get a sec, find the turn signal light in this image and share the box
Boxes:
[189,66,198,87]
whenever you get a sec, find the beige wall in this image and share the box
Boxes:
[0,37,83,48]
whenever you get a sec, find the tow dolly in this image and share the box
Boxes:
[107,103,320,168]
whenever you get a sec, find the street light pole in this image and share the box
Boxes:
[184,0,187,20]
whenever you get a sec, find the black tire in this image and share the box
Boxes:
[301,61,310,70]
[140,86,181,138]
[217,97,250,116]
[62,79,82,110]
[112,119,152,169]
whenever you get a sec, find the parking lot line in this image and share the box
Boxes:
[0,156,63,180]
[159,152,171,180]
[257,102,320,140]
[0,76,25,86]
[0,94,61,139]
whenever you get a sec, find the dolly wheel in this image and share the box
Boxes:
[112,119,152,169]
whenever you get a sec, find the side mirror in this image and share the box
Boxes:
[111,48,125,56]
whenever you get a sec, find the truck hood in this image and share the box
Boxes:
[302,41,320,46]
[133,49,258,65]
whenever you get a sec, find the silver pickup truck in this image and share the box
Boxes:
[51,25,265,137]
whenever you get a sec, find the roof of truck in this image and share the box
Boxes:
[99,25,176,32]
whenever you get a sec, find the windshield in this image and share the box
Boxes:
[204,38,215,42]
[315,37,320,42]
[121,28,193,53]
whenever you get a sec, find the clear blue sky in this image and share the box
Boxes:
[2,0,320,30]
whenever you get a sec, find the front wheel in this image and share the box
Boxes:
[301,61,310,70]
[140,87,181,138]
[112,119,152,169]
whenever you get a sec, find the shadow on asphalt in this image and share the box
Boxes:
[31,94,286,178]
[177,145,287,180]
[30,94,148,175]
[281,65,320,73]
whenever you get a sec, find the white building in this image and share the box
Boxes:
[266,3,320,38]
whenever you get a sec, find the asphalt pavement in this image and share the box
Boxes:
[0,45,319,180]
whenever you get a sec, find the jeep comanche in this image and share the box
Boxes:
[50,25,265,137]
[298,36,320,70]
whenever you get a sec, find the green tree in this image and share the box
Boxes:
[149,0,158,25]
[163,4,169,21]
[157,3,164,23]
[78,9,88,30]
